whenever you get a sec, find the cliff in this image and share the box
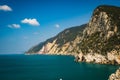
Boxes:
[76,5,120,65]
[27,5,120,64]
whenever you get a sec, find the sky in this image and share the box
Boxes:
[0,0,120,54]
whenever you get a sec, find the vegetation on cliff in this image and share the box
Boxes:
[27,5,120,60]
[27,24,86,53]
[79,5,120,55]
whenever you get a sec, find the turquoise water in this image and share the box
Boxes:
[0,54,119,80]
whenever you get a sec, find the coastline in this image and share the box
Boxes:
[25,52,120,80]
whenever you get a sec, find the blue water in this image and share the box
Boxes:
[0,54,119,80]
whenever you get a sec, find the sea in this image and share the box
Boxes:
[0,54,119,80]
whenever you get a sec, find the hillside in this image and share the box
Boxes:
[27,24,87,55]
[27,5,120,64]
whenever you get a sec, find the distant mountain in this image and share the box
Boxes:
[26,5,120,65]
[26,24,87,55]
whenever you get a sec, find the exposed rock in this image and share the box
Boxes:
[77,52,83,61]
[76,53,108,64]
[107,50,120,64]
[109,68,120,80]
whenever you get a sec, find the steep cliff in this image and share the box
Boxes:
[76,5,120,64]
[27,5,120,64]
[79,5,120,55]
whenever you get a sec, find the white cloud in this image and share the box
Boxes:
[21,18,40,26]
[8,24,21,29]
[0,5,12,11]
[55,24,60,28]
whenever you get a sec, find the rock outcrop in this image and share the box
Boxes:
[109,68,120,80]
[76,50,120,65]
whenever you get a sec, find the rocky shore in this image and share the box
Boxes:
[109,68,120,80]
[75,50,120,65]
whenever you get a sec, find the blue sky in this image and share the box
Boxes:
[0,0,120,54]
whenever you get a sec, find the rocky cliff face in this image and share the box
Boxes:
[74,5,120,65]
[79,5,120,55]
[27,5,120,64]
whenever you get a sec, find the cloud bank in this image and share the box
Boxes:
[8,24,21,29]
[21,18,40,26]
[0,5,12,11]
